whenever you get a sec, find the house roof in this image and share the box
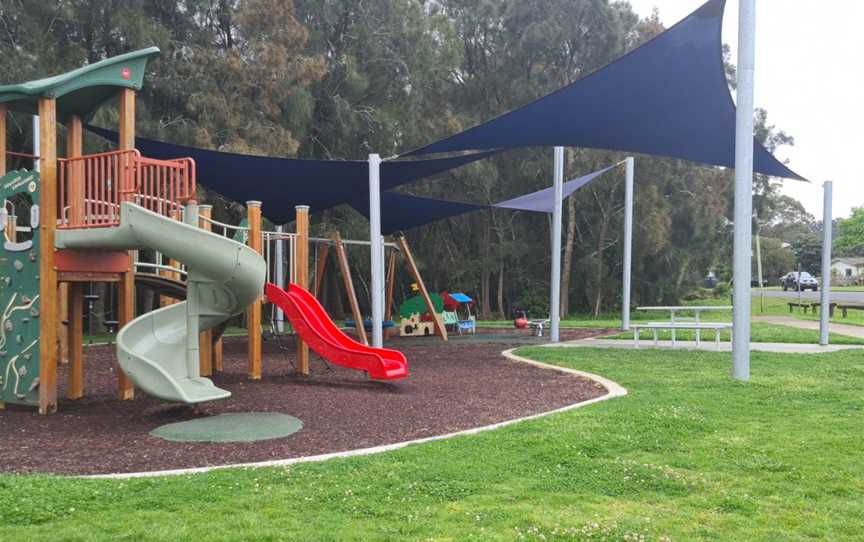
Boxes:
[831,257,864,266]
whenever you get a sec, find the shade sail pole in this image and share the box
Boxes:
[819,181,833,346]
[732,0,756,381]
[550,146,564,342]
[622,157,634,331]
[275,224,285,332]
[369,154,384,348]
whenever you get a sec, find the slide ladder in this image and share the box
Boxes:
[266,283,408,380]
[55,202,265,403]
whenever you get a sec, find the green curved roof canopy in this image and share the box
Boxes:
[0,47,159,122]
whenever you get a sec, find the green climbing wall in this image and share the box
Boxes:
[0,169,41,406]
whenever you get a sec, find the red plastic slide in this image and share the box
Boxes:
[265,283,408,380]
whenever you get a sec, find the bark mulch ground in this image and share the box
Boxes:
[0,328,608,475]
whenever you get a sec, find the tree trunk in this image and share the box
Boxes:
[327,267,345,320]
[496,259,505,320]
[480,220,492,318]
[560,193,577,317]
[674,253,692,298]
[480,269,491,319]
[592,217,609,317]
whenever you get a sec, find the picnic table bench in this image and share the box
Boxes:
[633,306,733,349]
[631,321,733,348]
[837,304,864,318]
[787,301,837,316]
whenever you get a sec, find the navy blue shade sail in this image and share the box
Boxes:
[350,192,488,235]
[405,0,804,181]
[351,164,619,234]
[85,125,497,224]
[494,163,621,213]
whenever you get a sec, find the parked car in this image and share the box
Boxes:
[780,271,818,291]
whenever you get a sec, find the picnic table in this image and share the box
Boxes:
[636,305,732,323]
[632,305,733,348]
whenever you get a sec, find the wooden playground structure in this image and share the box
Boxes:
[0,48,441,415]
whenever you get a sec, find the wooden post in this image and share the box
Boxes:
[246,201,263,379]
[213,337,223,372]
[58,115,84,366]
[385,248,397,339]
[66,116,84,225]
[38,98,59,414]
[58,284,69,365]
[67,284,84,399]
[398,235,447,341]
[314,243,329,298]
[198,205,214,376]
[117,266,135,399]
[116,88,136,400]
[332,231,368,345]
[0,103,6,175]
[118,89,136,151]
[159,209,183,307]
[295,206,310,375]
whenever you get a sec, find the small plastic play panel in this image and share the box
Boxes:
[150,412,302,443]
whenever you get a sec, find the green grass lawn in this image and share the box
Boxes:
[2,347,863,540]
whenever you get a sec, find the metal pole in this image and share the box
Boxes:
[184,201,201,377]
[369,154,384,348]
[550,146,564,342]
[622,157,634,331]
[820,181,833,346]
[32,115,40,172]
[755,225,765,312]
[275,224,285,332]
[732,0,756,381]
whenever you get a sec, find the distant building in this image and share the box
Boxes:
[831,257,864,280]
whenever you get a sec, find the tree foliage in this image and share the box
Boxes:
[834,207,864,257]
[0,0,806,317]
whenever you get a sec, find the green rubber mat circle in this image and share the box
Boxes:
[150,412,302,443]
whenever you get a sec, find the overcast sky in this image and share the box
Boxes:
[626,0,864,220]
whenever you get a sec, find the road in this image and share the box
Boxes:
[752,289,864,303]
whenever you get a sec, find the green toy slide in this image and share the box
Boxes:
[55,202,265,403]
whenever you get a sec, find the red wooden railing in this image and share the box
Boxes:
[58,150,196,229]
[135,155,196,218]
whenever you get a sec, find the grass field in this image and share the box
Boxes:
[2,347,862,540]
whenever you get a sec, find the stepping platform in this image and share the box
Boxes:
[150,412,302,443]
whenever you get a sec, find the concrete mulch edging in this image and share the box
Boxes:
[86,348,627,480]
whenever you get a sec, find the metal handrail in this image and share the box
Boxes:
[199,214,249,232]
[134,262,188,278]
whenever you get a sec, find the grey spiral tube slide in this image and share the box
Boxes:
[55,202,265,403]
